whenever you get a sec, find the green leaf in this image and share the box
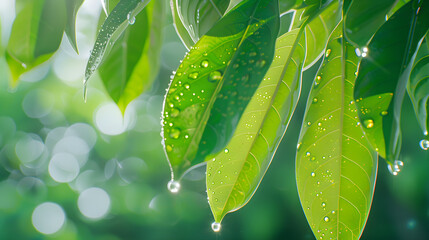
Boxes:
[84,0,151,97]
[65,0,84,54]
[98,0,165,114]
[304,1,341,69]
[207,28,305,223]
[354,0,429,163]
[170,0,196,50]
[162,0,280,178]
[296,22,377,240]
[6,0,66,86]
[344,0,396,47]
[408,37,429,136]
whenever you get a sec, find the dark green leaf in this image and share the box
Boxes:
[98,0,165,114]
[84,0,151,98]
[65,0,84,54]
[408,37,429,136]
[344,0,396,47]
[354,0,429,164]
[162,0,280,178]
[297,22,377,240]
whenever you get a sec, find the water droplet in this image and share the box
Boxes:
[211,222,221,232]
[388,160,404,175]
[380,111,388,116]
[201,60,209,68]
[321,202,326,208]
[127,12,136,25]
[363,119,374,129]
[184,83,190,89]
[166,145,173,152]
[419,140,429,150]
[170,108,180,117]
[169,128,181,139]
[208,71,222,82]
[313,98,318,103]
[297,142,302,150]
[315,76,321,87]
[21,63,27,69]
[167,179,180,193]
[324,216,330,222]
[188,71,199,80]
[307,122,312,126]
[325,49,331,57]
[224,148,229,154]
[311,172,316,177]
[306,152,311,157]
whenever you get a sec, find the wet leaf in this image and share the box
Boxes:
[354,0,429,163]
[98,0,165,114]
[6,0,66,86]
[84,0,151,97]
[162,0,280,178]
[344,0,396,47]
[64,0,84,54]
[297,22,377,240]
[408,37,429,136]
[207,28,305,223]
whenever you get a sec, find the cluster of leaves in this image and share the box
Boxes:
[4,0,429,239]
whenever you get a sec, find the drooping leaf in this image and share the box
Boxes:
[344,0,396,47]
[206,0,339,224]
[98,0,165,114]
[6,0,66,86]
[303,0,341,69]
[354,0,429,163]
[84,0,151,97]
[297,22,377,240]
[207,28,305,224]
[170,0,196,50]
[162,0,280,178]
[408,37,429,136]
[65,0,84,54]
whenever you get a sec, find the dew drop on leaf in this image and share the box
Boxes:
[321,202,326,208]
[211,222,221,232]
[184,83,190,89]
[127,12,136,25]
[208,71,222,82]
[170,108,180,117]
[167,179,180,193]
[311,172,316,177]
[324,216,330,222]
[166,145,173,152]
[224,148,229,154]
[188,71,199,80]
[169,128,181,139]
[325,49,331,57]
[388,160,404,176]
[201,60,209,68]
[419,139,429,150]
[380,111,388,116]
[363,119,374,129]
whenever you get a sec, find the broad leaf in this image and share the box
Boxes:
[344,0,396,47]
[84,0,151,97]
[408,37,429,136]
[98,0,165,114]
[162,0,280,178]
[354,0,429,163]
[6,0,66,86]
[207,28,305,223]
[297,23,377,240]
[65,0,84,54]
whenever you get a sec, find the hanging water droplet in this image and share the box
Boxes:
[355,48,362,57]
[201,60,209,68]
[324,216,330,222]
[127,12,136,25]
[167,179,180,193]
[169,128,181,139]
[211,222,221,232]
[325,49,331,58]
[363,119,374,129]
[388,160,404,175]
[208,71,222,82]
[419,139,429,150]
[188,71,199,80]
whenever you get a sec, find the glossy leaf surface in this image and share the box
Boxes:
[84,0,151,95]
[344,0,396,47]
[297,23,377,240]
[170,0,196,50]
[98,0,165,113]
[65,0,84,54]
[6,0,66,86]
[162,0,280,178]
[354,0,429,162]
[408,37,429,136]
[207,28,305,223]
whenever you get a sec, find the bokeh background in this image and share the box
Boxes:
[0,0,428,239]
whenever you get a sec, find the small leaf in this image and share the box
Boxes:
[6,0,67,86]
[84,0,151,95]
[344,0,396,47]
[162,0,280,178]
[98,0,165,114]
[297,22,377,240]
[408,37,429,136]
[65,0,84,54]
[170,0,196,50]
[354,0,429,163]
[207,28,305,223]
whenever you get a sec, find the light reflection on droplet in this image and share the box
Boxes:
[419,139,429,150]
[167,179,181,193]
[78,187,110,219]
[32,202,65,235]
[211,222,221,232]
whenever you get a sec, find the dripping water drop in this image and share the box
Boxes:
[167,179,181,193]
[211,222,221,232]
